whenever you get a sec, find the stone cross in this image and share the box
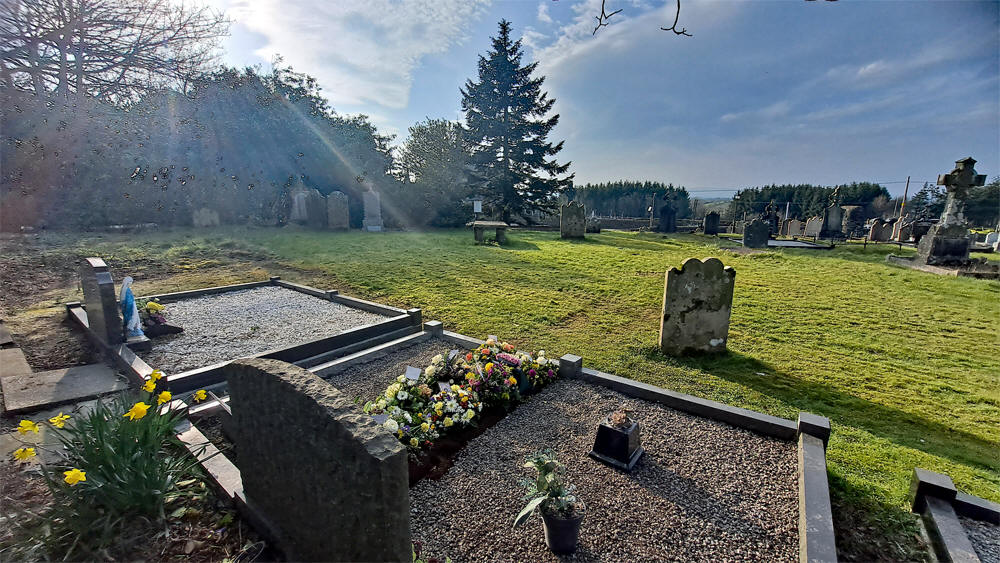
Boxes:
[935,157,986,228]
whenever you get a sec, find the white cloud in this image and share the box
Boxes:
[224,0,491,110]
[719,100,790,123]
[537,2,553,24]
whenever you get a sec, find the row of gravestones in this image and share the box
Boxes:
[191,184,384,231]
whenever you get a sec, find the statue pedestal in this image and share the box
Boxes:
[915,223,970,266]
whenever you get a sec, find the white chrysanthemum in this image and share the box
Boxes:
[397,390,409,400]
[432,354,443,364]
[446,400,459,412]
[384,419,398,432]
[397,375,406,383]
[391,406,402,416]
[376,399,387,410]
[403,412,412,423]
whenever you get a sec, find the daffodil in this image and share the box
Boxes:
[123,402,150,421]
[48,413,70,428]
[63,468,86,485]
[157,391,172,405]
[13,447,35,461]
[142,379,156,392]
[150,369,164,381]
[193,389,208,402]
[17,420,39,434]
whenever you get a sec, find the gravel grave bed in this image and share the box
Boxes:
[961,516,1000,563]
[410,379,799,562]
[139,286,389,373]
[321,339,456,404]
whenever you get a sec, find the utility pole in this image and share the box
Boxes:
[898,176,910,218]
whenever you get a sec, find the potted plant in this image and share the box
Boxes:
[512,450,585,554]
[589,406,644,471]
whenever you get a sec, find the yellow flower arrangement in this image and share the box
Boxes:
[150,369,164,381]
[193,389,208,402]
[63,468,87,485]
[48,412,70,428]
[123,402,150,421]
[443,417,454,428]
[13,447,36,461]
[409,438,419,447]
[420,422,430,432]
[17,419,39,434]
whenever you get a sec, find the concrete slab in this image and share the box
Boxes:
[1,364,127,415]
[0,400,99,464]
[0,348,33,378]
[0,324,14,347]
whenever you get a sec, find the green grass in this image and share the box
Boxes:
[3,227,998,560]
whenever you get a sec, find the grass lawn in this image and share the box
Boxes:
[2,227,997,561]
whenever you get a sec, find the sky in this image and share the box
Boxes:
[209,0,999,198]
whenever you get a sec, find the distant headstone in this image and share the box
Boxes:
[820,205,844,239]
[289,186,310,224]
[659,258,736,356]
[79,258,123,346]
[841,206,864,238]
[363,190,383,232]
[783,219,803,237]
[895,220,914,242]
[657,200,677,233]
[304,189,327,229]
[804,216,823,237]
[916,157,986,265]
[742,218,770,248]
[984,232,999,246]
[192,207,220,228]
[327,191,349,230]
[731,220,745,235]
[560,201,586,239]
[703,211,721,235]
[225,359,410,562]
[868,218,892,241]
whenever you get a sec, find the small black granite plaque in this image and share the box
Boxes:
[448,349,459,361]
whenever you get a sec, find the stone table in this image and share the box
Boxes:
[467,220,510,244]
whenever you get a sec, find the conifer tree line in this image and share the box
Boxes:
[567,181,691,219]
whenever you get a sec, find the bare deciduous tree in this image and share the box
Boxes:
[0,0,229,104]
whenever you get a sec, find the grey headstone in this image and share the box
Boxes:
[327,191,350,230]
[820,205,844,238]
[79,257,123,346]
[841,206,864,238]
[363,190,383,232]
[742,219,770,248]
[305,189,328,229]
[984,232,999,246]
[659,258,736,356]
[289,187,309,224]
[803,216,823,237]
[702,211,721,235]
[560,201,586,239]
[783,218,803,237]
[225,359,410,562]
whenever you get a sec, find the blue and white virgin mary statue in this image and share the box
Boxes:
[119,276,145,339]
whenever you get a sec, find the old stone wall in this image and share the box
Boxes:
[659,258,736,356]
[225,359,410,562]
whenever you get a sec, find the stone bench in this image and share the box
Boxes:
[467,220,509,244]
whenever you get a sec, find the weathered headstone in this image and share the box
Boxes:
[742,218,770,248]
[916,157,986,265]
[657,199,677,233]
[225,359,410,562]
[804,216,823,237]
[289,186,310,224]
[984,232,999,246]
[841,206,864,238]
[731,220,745,235]
[192,207,220,228]
[560,201,586,238]
[868,218,892,241]
[703,211,721,235]
[820,205,844,239]
[304,189,327,229]
[326,191,349,230]
[895,220,913,242]
[79,258,123,346]
[363,190,383,232]
[783,218,803,237]
[659,258,736,355]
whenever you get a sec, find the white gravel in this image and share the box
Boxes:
[139,286,390,373]
[962,517,1000,563]
[410,379,799,562]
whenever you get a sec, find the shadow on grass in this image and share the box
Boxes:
[827,472,929,562]
[499,238,541,251]
[641,347,999,475]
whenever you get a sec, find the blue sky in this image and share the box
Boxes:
[211,0,999,197]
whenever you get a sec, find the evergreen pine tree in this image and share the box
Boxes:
[461,20,573,221]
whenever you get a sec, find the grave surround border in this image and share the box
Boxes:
[909,468,999,563]
[66,276,422,392]
[178,328,838,563]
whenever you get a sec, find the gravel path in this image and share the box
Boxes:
[410,379,799,562]
[139,287,389,373]
[962,517,1000,563]
[322,339,454,403]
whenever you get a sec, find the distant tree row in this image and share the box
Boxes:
[728,183,892,222]
[566,181,691,219]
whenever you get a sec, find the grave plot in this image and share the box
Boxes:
[410,379,799,562]
[139,286,389,373]
[962,517,1000,563]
